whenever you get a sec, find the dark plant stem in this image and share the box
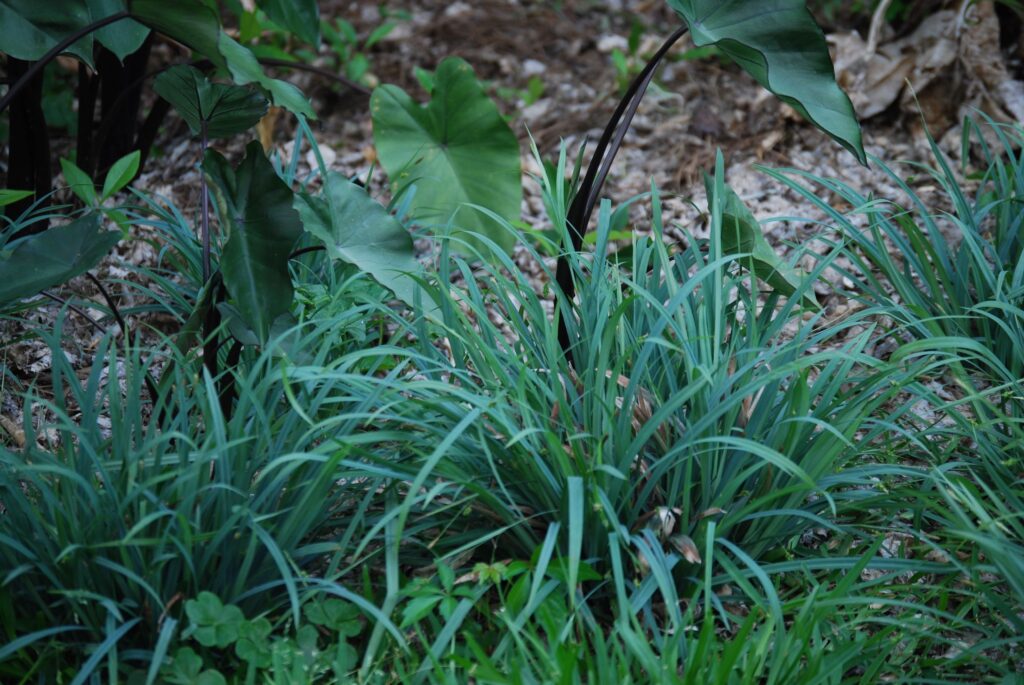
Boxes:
[289,245,326,260]
[258,58,372,96]
[76,63,99,178]
[554,25,689,362]
[84,273,161,407]
[41,291,106,335]
[96,37,153,175]
[83,273,132,340]
[200,122,211,285]
[217,341,243,419]
[197,121,220,384]
[0,11,130,114]
[4,58,52,237]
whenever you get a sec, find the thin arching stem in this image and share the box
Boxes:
[41,291,106,335]
[83,272,161,407]
[198,121,221,384]
[84,273,129,338]
[554,24,690,362]
[0,11,130,114]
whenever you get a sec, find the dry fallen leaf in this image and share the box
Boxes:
[670,534,702,564]
[697,507,727,521]
[0,414,25,448]
[257,106,282,153]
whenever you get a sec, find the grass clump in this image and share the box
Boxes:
[1,120,1023,683]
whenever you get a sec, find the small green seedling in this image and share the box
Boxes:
[60,150,140,233]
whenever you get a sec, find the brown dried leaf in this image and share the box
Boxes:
[257,106,282,153]
[0,414,25,448]
[670,534,702,565]
[697,507,727,521]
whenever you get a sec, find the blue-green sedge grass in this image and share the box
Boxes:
[760,117,1024,391]
[0,302,413,675]
[365,159,931,610]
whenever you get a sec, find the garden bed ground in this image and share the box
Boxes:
[5,0,1020,438]
[2,3,1023,682]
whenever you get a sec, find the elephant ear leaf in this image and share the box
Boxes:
[154,65,268,139]
[0,214,120,306]
[371,56,522,257]
[705,153,819,310]
[667,0,866,165]
[203,141,303,343]
[295,173,432,311]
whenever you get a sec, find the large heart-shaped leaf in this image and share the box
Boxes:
[218,33,314,119]
[0,214,120,305]
[704,155,818,310]
[371,56,522,256]
[295,173,429,310]
[260,0,319,46]
[153,65,268,139]
[129,0,224,70]
[667,0,866,164]
[203,141,303,342]
[0,1,93,64]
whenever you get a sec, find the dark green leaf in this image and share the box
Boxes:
[166,648,204,684]
[203,140,303,342]
[295,173,429,310]
[331,639,358,676]
[195,673,227,685]
[153,65,268,139]
[0,214,119,306]
[667,0,866,164]
[129,0,224,70]
[0,0,147,67]
[218,33,315,118]
[0,1,93,64]
[371,56,522,256]
[260,0,319,45]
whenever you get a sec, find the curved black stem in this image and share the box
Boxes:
[217,341,243,419]
[84,273,129,338]
[202,279,225,388]
[583,65,661,232]
[289,245,326,260]
[41,291,106,335]
[258,58,372,96]
[83,272,161,409]
[0,11,130,114]
[200,122,211,285]
[554,25,689,362]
